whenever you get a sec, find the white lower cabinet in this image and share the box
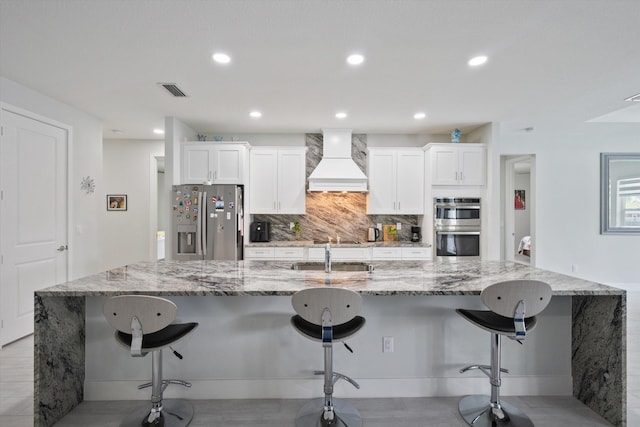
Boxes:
[401,247,432,260]
[273,247,305,260]
[244,246,305,260]
[372,247,402,260]
[246,245,431,261]
[308,247,372,261]
[244,247,275,260]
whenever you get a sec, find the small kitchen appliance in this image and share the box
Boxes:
[411,226,422,242]
[250,221,271,242]
[367,227,380,242]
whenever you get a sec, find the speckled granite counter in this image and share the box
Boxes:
[34,260,626,426]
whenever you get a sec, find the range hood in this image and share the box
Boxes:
[308,129,368,192]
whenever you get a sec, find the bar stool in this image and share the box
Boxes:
[103,295,198,427]
[291,287,366,427]
[456,280,552,427]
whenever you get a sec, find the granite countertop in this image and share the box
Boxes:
[245,240,432,247]
[37,260,622,297]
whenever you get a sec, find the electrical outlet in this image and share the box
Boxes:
[572,264,578,273]
[377,223,382,230]
[289,222,294,230]
[396,222,402,231]
[383,336,394,353]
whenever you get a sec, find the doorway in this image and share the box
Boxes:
[0,106,69,346]
[503,155,535,265]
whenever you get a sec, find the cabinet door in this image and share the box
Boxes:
[277,149,306,214]
[459,146,486,186]
[182,144,213,184]
[273,247,305,260]
[396,150,424,214]
[372,247,402,260]
[249,150,278,213]
[431,146,459,185]
[213,145,245,184]
[368,150,397,213]
[244,247,275,260]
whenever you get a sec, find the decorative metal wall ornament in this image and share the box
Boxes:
[80,176,95,194]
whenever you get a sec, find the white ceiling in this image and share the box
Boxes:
[1,0,639,140]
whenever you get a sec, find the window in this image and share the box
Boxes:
[601,153,640,234]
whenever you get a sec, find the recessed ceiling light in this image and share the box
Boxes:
[347,54,364,65]
[153,128,165,135]
[468,55,488,66]
[336,112,347,119]
[212,53,231,64]
[414,112,426,119]
[249,111,262,118]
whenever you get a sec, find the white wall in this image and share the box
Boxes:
[103,139,164,270]
[488,123,640,285]
[0,76,104,280]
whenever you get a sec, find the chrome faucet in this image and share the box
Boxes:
[325,243,332,273]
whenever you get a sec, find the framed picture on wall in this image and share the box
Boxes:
[107,194,127,211]
[514,190,525,210]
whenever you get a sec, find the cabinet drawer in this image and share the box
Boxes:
[273,247,305,260]
[401,247,432,260]
[308,247,371,261]
[244,247,275,260]
[372,247,402,260]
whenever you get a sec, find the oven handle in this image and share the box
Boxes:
[435,204,480,209]
[435,230,480,235]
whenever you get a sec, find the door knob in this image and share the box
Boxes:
[57,245,68,252]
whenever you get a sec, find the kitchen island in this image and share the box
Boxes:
[34,260,626,426]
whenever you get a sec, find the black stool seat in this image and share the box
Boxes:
[116,322,198,351]
[291,315,365,341]
[456,309,537,336]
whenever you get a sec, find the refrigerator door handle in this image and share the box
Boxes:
[195,191,203,256]
[201,191,207,256]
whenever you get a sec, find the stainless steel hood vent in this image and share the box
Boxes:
[308,129,368,192]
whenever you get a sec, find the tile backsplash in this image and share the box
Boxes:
[252,133,420,242]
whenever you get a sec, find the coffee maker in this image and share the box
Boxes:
[411,226,421,242]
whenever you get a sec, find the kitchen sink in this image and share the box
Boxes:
[291,262,374,272]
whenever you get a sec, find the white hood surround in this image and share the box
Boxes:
[307,129,368,192]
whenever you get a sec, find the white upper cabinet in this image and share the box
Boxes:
[427,143,486,186]
[181,142,248,184]
[249,147,306,214]
[368,148,424,214]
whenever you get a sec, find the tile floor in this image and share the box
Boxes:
[1,288,638,426]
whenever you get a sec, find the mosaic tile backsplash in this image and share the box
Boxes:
[253,133,420,242]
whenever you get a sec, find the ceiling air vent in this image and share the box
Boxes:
[625,92,640,102]
[158,83,187,97]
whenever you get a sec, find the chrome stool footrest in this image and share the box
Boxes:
[138,379,193,390]
[313,370,360,389]
[460,364,509,378]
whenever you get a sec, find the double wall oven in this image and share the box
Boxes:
[434,198,481,259]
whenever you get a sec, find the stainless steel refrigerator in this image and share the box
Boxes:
[171,184,244,261]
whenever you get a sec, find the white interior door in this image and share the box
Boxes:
[0,108,68,346]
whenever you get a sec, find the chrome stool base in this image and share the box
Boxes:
[120,399,194,427]
[459,395,533,427]
[295,398,362,427]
